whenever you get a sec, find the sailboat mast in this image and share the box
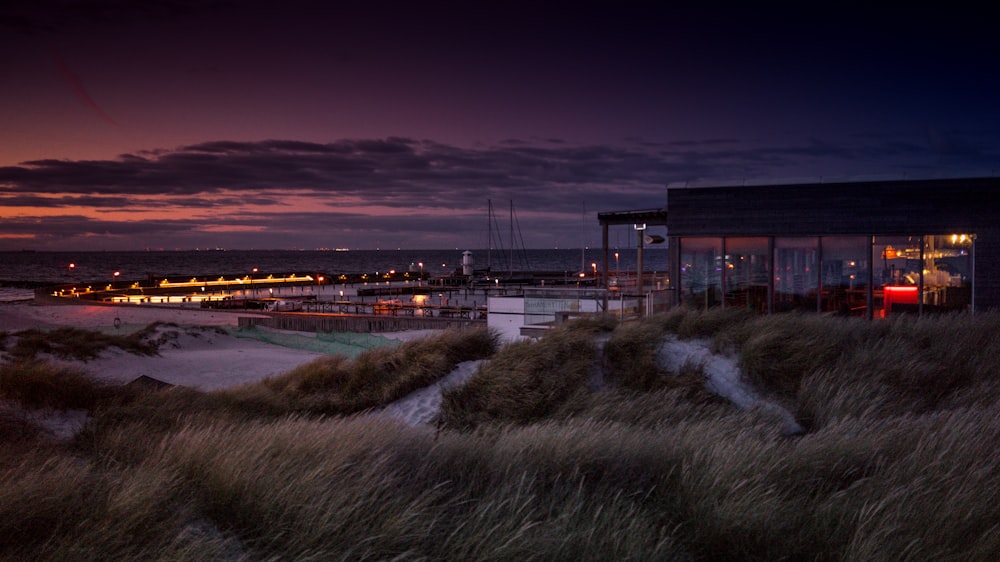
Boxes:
[581,202,586,273]
[509,200,514,276]
[487,199,493,272]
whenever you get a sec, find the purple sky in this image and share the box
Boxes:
[2,1,998,250]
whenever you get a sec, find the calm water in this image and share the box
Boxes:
[0,249,666,285]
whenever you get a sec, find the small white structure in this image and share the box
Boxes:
[462,251,474,276]
[487,295,527,342]
[487,288,629,341]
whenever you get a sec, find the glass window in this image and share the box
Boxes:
[874,235,922,317]
[724,237,769,313]
[923,233,974,313]
[820,236,870,316]
[774,237,819,312]
[679,237,722,310]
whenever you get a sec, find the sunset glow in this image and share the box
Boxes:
[1,2,997,250]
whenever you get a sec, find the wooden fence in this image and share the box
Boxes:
[238,312,485,333]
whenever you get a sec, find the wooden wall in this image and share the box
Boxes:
[666,177,998,237]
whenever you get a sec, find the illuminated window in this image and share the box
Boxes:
[874,235,921,317]
[774,237,819,313]
[679,237,722,310]
[723,237,769,313]
[820,236,869,316]
[922,233,973,313]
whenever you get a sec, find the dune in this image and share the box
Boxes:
[2,302,458,437]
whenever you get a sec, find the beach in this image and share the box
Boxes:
[1,299,458,444]
[1,301,440,391]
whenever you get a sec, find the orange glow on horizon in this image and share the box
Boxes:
[0,191,474,222]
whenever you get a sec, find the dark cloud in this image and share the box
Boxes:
[4,138,675,197]
[6,134,997,199]
[3,134,997,250]
[0,194,135,207]
[0,214,194,239]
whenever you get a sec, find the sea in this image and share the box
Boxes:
[0,248,666,301]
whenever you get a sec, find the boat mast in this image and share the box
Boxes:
[509,200,514,277]
[581,201,586,273]
[487,199,493,272]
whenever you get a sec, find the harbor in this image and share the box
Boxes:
[30,268,639,336]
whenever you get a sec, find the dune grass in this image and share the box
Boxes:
[243,326,498,415]
[0,360,119,410]
[3,312,1000,560]
[437,321,600,430]
[3,325,159,362]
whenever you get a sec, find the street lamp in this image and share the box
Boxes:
[112,271,120,290]
[635,224,646,316]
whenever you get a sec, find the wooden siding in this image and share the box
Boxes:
[666,177,999,237]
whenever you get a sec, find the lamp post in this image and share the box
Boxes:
[112,271,120,290]
[635,223,645,288]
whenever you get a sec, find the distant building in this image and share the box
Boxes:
[599,176,1000,318]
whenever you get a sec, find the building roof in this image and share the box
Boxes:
[597,208,667,226]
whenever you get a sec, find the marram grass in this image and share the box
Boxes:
[2,313,1000,560]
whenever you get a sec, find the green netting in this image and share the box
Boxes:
[14,323,401,359]
[228,327,400,357]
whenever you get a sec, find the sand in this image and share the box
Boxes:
[2,301,463,438]
[1,301,445,393]
[657,336,803,435]
[4,302,795,437]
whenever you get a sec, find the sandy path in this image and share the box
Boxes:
[375,360,485,426]
[657,336,803,434]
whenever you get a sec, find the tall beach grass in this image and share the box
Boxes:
[3,312,999,560]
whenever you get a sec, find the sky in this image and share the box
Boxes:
[1,1,998,251]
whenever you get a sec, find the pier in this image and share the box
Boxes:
[33,268,626,336]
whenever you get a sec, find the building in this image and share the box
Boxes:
[599,176,1000,318]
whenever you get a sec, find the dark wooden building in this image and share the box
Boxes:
[601,176,1000,317]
